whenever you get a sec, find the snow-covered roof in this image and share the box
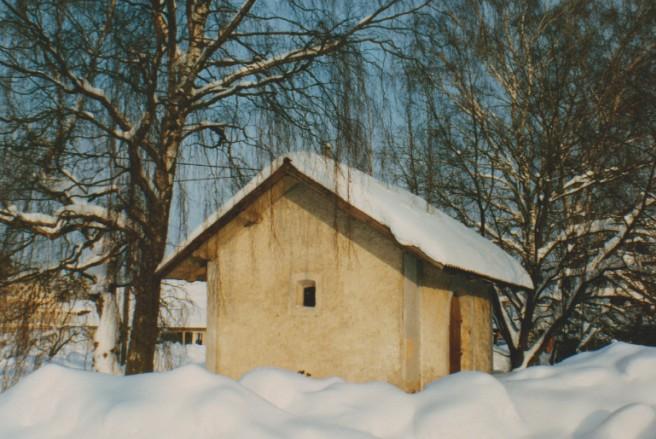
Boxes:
[158,152,533,289]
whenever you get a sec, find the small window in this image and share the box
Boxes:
[297,280,317,308]
[303,286,316,307]
[160,331,183,344]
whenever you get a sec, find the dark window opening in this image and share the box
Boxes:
[160,331,183,344]
[303,286,316,307]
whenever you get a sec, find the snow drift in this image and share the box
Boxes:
[0,342,655,439]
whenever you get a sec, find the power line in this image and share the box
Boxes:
[176,161,259,171]
[113,155,260,171]
[175,175,256,183]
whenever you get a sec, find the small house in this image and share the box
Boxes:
[159,281,207,346]
[157,152,532,392]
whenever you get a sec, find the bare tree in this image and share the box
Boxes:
[0,0,427,373]
[383,0,656,367]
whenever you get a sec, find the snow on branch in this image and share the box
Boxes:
[58,202,133,231]
[537,195,655,262]
[193,72,303,109]
[1,4,135,135]
[0,201,134,239]
[1,237,105,286]
[551,167,628,201]
[192,44,338,98]
[69,238,114,282]
[40,169,119,204]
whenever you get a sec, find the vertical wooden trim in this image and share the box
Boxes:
[481,282,494,372]
[402,253,421,392]
[449,293,462,373]
[205,260,219,372]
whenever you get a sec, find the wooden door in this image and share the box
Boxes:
[449,294,462,373]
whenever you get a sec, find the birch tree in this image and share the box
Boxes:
[384,0,656,367]
[0,0,427,373]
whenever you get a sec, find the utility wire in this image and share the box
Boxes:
[175,175,256,183]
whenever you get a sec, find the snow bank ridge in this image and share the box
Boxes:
[0,342,655,438]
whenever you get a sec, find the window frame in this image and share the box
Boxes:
[289,273,321,313]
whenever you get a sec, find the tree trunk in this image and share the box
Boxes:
[509,347,525,370]
[93,291,122,375]
[119,286,130,365]
[125,229,168,374]
[125,166,172,374]
[125,275,161,374]
[90,238,121,375]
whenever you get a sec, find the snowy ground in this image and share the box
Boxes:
[0,342,654,439]
[0,339,205,390]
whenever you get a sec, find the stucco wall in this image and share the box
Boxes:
[418,263,453,386]
[206,180,408,386]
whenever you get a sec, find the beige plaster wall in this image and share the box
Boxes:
[206,181,408,386]
[418,263,453,387]
[401,254,421,392]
